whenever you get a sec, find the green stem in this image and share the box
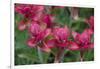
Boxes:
[80,50,84,61]
[37,46,43,63]
[54,48,65,63]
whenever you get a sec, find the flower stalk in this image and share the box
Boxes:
[54,48,65,63]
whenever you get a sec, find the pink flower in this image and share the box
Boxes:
[43,14,55,27]
[15,4,32,18]
[40,26,70,52]
[15,4,25,14]
[53,26,70,47]
[27,29,51,48]
[79,29,93,44]
[15,4,44,21]
[32,12,43,21]
[29,22,41,36]
[53,26,70,42]
[27,21,51,48]
[72,29,94,50]
[85,16,94,31]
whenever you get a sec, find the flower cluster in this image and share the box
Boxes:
[15,4,94,62]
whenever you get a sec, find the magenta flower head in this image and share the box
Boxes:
[31,5,44,21]
[15,4,25,14]
[43,14,55,28]
[27,29,51,48]
[29,22,41,36]
[27,20,51,48]
[15,4,32,17]
[72,29,94,50]
[85,16,94,32]
[53,26,70,47]
[79,29,93,44]
[15,4,44,21]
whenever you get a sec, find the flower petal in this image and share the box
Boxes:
[45,39,56,48]
[68,41,79,50]
[35,29,51,42]
[27,38,36,48]
[72,31,80,41]
[29,23,41,36]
